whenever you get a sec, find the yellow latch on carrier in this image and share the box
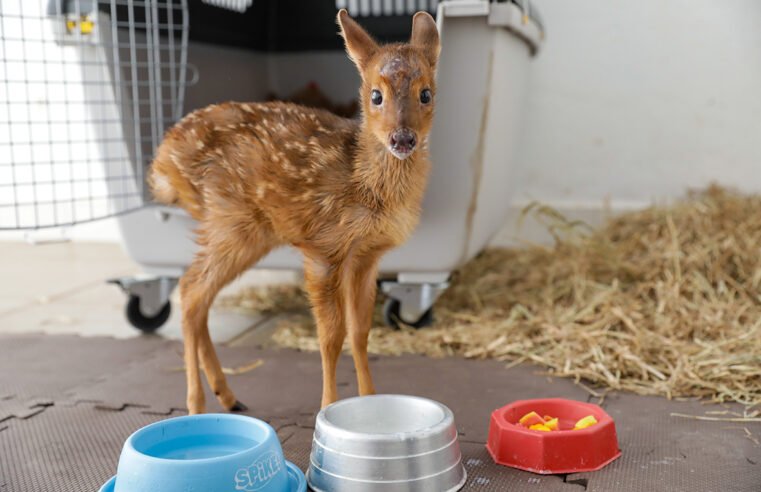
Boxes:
[66,15,94,35]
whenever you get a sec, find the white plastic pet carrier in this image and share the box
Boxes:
[0,0,544,331]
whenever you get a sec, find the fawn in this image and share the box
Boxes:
[148,9,440,414]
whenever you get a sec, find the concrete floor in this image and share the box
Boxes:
[0,241,296,345]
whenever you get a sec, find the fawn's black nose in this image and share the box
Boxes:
[389,128,417,159]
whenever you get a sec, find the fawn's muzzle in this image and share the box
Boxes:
[389,128,417,159]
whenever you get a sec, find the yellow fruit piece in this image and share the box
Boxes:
[518,411,545,427]
[544,418,559,431]
[529,423,552,432]
[573,415,598,430]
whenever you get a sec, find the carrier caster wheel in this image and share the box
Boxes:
[379,276,448,330]
[125,295,171,333]
[109,276,178,334]
[382,298,434,330]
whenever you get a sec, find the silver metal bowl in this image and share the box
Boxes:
[307,394,467,492]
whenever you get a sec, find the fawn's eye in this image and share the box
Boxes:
[370,90,383,106]
[420,88,432,104]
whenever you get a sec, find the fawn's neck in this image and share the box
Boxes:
[351,125,431,213]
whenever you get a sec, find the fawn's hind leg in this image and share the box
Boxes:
[181,225,274,414]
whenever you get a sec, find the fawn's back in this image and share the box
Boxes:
[149,99,426,263]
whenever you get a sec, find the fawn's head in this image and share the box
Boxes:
[338,9,440,160]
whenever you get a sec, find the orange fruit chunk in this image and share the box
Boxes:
[573,415,598,430]
[518,411,590,432]
[529,423,552,432]
[518,411,545,427]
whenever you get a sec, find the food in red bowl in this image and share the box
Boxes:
[487,398,621,474]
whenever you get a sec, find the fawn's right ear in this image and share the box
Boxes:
[337,9,379,71]
[410,11,440,70]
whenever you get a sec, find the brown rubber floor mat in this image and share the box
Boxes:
[566,392,761,492]
[0,405,167,492]
[0,334,171,423]
[63,341,592,436]
[64,341,328,418]
[1,333,759,491]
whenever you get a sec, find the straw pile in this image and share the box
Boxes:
[218,186,761,409]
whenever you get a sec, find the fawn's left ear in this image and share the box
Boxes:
[337,9,379,71]
[410,11,440,70]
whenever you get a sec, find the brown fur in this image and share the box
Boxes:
[148,10,440,413]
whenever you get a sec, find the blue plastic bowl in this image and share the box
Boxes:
[98,414,306,492]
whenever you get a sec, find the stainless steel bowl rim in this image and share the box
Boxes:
[315,394,454,442]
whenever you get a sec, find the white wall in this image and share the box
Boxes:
[511,0,761,211]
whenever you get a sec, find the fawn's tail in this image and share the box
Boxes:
[147,159,178,205]
[147,134,205,220]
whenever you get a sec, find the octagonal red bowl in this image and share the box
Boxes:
[486,398,621,474]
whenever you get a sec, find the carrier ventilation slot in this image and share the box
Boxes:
[201,0,253,13]
[335,0,441,17]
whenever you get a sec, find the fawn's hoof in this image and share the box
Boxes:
[230,400,248,412]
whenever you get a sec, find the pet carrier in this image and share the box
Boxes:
[0,0,544,332]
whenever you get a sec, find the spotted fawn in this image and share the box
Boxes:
[148,9,440,414]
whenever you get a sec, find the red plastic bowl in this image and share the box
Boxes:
[486,398,621,474]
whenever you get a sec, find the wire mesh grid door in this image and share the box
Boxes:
[0,0,193,230]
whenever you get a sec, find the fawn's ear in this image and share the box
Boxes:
[410,11,440,70]
[337,9,379,71]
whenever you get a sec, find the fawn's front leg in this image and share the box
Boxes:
[344,254,381,396]
[304,257,347,408]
